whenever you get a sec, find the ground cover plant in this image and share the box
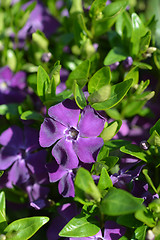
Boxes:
[0,0,160,239]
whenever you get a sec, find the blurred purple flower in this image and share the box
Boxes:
[0,66,26,104]
[56,68,69,94]
[109,62,120,71]
[39,99,104,169]
[0,125,47,186]
[12,0,59,48]
[70,221,126,240]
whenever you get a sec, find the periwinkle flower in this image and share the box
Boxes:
[0,125,47,186]
[122,56,133,69]
[39,99,105,169]
[0,66,26,104]
[109,62,120,71]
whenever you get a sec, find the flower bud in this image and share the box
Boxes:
[145,230,155,240]
[140,140,150,150]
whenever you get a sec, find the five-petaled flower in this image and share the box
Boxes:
[39,99,105,169]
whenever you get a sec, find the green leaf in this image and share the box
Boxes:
[32,31,48,51]
[44,90,72,108]
[89,0,107,18]
[59,211,100,237]
[140,31,151,54]
[143,169,158,193]
[134,225,148,240]
[70,0,83,13]
[135,207,156,227]
[98,167,113,191]
[124,66,139,86]
[6,50,17,71]
[51,61,61,88]
[37,66,50,102]
[0,192,6,224]
[104,47,128,65]
[78,14,93,39]
[120,143,150,162]
[88,85,111,104]
[75,168,101,203]
[133,61,152,70]
[117,214,142,228]
[88,67,111,94]
[66,60,90,89]
[148,130,160,146]
[105,139,131,151]
[73,81,87,109]
[20,111,43,121]
[100,120,122,142]
[150,119,160,135]
[131,13,148,56]
[92,0,128,37]
[100,187,143,216]
[4,217,49,240]
[91,79,133,110]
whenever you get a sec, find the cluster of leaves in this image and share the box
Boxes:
[0,0,160,239]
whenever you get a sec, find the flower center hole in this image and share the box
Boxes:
[69,127,79,140]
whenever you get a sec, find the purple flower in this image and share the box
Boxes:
[109,62,120,71]
[0,66,26,104]
[70,221,126,240]
[0,125,47,186]
[39,99,105,169]
[122,56,133,69]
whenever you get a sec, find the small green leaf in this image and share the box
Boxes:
[124,66,139,86]
[148,130,160,146]
[134,225,148,240]
[135,207,156,227]
[88,67,111,94]
[70,0,83,13]
[133,61,152,70]
[150,119,160,135]
[4,217,49,240]
[0,192,6,224]
[117,214,142,228]
[32,31,48,51]
[37,66,50,102]
[51,61,61,88]
[98,167,113,191]
[100,121,121,142]
[73,81,87,109]
[66,60,90,89]
[91,79,133,110]
[104,47,128,65]
[120,143,150,162]
[100,187,143,216]
[140,31,151,54]
[59,212,100,237]
[75,168,101,203]
[105,139,131,151]
[20,111,43,121]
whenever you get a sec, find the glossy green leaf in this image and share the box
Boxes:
[66,60,90,89]
[140,31,151,54]
[70,0,83,13]
[104,47,128,65]
[4,217,49,240]
[150,119,160,135]
[88,67,111,94]
[91,79,133,110]
[37,66,50,102]
[0,192,6,224]
[73,81,87,109]
[51,61,61,88]
[105,139,131,151]
[131,13,148,56]
[135,207,156,227]
[134,225,148,240]
[89,0,107,18]
[59,212,100,237]
[75,168,101,203]
[133,61,152,70]
[98,167,113,191]
[78,14,93,38]
[124,66,139,86]
[20,111,43,121]
[94,156,119,175]
[32,31,48,51]
[6,50,17,71]
[100,187,143,216]
[120,143,150,162]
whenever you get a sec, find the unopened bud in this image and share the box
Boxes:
[41,52,52,62]
[145,230,155,240]
[140,140,150,150]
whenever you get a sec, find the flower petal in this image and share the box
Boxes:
[46,160,67,182]
[78,106,105,137]
[24,126,40,151]
[11,71,26,89]
[0,126,24,148]
[104,221,126,240]
[58,171,75,197]
[73,137,104,163]
[52,138,79,169]
[39,117,65,147]
[48,99,80,127]
[0,146,19,170]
